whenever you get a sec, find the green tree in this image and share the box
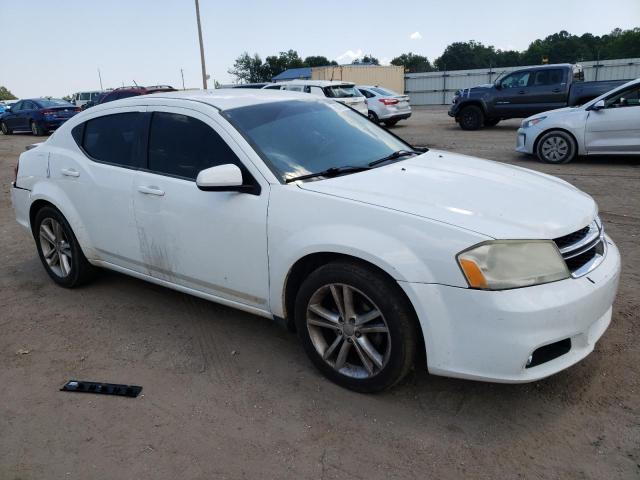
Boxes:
[263,50,305,78]
[303,55,338,67]
[0,86,17,100]
[352,55,379,65]
[391,52,433,73]
[228,52,269,83]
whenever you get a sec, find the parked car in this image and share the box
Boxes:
[1,98,79,135]
[81,91,110,110]
[229,83,270,89]
[517,78,640,163]
[97,85,177,105]
[71,91,104,109]
[357,85,411,126]
[0,102,7,114]
[449,63,630,130]
[11,90,620,392]
[265,80,368,115]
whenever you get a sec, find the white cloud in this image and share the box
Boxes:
[380,57,391,66]
[409,31,423,40]
[336,49,363,64]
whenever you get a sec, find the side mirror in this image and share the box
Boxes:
[5,106,11,112]
[590,99,605,111]
[494,82,502,90]
[196,164,255,193]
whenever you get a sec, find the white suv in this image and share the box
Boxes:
[11,89,620,392]
[263,80,367,115]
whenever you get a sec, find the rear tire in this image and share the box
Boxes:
[33,206,96,288]
[1,121,12,135]
[368,111,379,123]
[535,130,577,164]
[458,105,484,130]
[294,260,417,393]
[31,121,46,136]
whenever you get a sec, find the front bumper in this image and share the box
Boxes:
[516,126,540,154]
[401,235,621,383]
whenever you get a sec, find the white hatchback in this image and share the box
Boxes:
[11,89,620,392]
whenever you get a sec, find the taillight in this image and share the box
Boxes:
[12,158,19,185]
[379,98,399,106]
[74,107,81,112]
[40,109,55,115]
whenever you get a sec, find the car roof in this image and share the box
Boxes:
[275,80,355,87]
[87,88,320,112]
[512,63,575,72]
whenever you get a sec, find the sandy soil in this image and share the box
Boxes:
[1,108,638,479]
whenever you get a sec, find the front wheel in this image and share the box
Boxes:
[294,261,417,393]
[535,130,577,164]
[33,206,96,287]
[458,105,484,130]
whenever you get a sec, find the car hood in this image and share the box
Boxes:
[525,106,581,120]
[298,150,596,239]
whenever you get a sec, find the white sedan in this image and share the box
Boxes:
[11,89,620,392]
[517,78,640,163]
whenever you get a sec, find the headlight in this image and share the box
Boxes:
[521,116,546,128]
[457,240,569,290]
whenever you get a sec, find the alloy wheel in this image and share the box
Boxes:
[39,218,73,278]
[306,283,391,379]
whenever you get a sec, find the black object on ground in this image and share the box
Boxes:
[60,380,142,397]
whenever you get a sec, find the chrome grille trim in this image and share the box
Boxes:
[554,218,606,278]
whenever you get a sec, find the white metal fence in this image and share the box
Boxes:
[405,57,640,106]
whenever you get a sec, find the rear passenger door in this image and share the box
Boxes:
[526,68,567,112]
[132,107,270,311]
[51,108,147,270]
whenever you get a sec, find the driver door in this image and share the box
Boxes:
[492,70,534,117]
[132,107,270,312]
[585,84,640,154]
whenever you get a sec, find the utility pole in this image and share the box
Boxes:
[97,68,103,90]
[180,69,185,90]
[194,0,208,89]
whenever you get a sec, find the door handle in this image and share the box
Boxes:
[552,88,561,93]
[137,185,165,196]
[61,168,80,177]
[518,90,526,94]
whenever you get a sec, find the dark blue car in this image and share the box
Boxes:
[0,98,79,136]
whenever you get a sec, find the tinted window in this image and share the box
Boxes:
[223,100,410,182]
[323,85,363,98]
[148,112,241,180]
[11,101,23,111]
[82,112,145,167]
[359,89,375,98]
[22,101,35,110]
[500,71,531,89]
[533,69,564,86]
[116,91,140,100]
[37,99,73,108]
[606,85,640,108]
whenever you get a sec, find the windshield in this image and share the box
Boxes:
[323,85,363,98]
[223,100,411,182]
[37,99,73,108]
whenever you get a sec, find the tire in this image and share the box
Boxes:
[458,105,484,130]
[368,111,379,123]
[384,119,399,127]
[294,260,417,393]
[31,121,46,136]
[484,118,500,127]
[535,130,577,164]
[1,121,12,135]
[33,206,96,288]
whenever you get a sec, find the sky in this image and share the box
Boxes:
[2,0,639,98]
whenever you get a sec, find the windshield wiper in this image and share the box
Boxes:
[368,149,418,167]
[285,165,371,183]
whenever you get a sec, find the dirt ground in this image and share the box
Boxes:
[1,107,638,479]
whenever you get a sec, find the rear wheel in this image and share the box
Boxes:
[31,121,46,136]
[368,111,379,123]
[295,261,417,393]
[535,130,577,164]
[1,121,12,135]
[33,206,96,288]
[458,105,484,130]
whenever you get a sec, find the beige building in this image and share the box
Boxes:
[311,65,405,94]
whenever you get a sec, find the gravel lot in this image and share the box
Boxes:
[1,106,638,479]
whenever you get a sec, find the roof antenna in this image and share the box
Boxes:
[132,80,139,87]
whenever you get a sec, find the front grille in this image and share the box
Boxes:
[553,219,605,277]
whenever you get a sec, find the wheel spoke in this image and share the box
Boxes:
[352,340,374,375]
[52,220,62,242]
[60,253,70,276]
[44,248,57,260]
[356,309,381,326]
[356,336,384,369]
[40,225,56,244]
[308,317,339,330]
[323,336,343,360]
[329,285,345,319]
[342,285,355,320]
[334,340,351,370]
[358,323,388,334]
[308,304,339,324]
[48,251,59,266]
